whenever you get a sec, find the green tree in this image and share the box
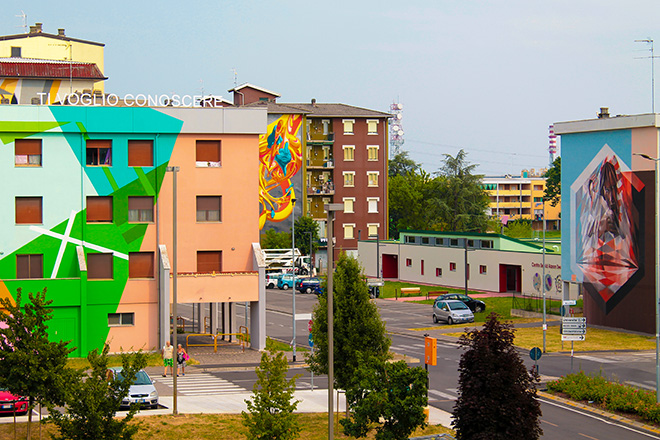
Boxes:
[0,288,75,440]
[307,253,391,391]
[341,355,428,440]
[435,150,489,232]
[389,151,420,177]
[242,348,301,440]
[388,170,442,238]
[47,343,147,440]
[502,219,533,238]
[261,228,292,249]
[294,215,320,256]
[543,156,561,207]
[453,314,542,440]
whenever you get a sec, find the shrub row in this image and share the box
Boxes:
[547,371,660,424]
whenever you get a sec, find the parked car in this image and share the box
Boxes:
[0,389,28,416]
[265,272,282,289]
[108,368,159,409]
[436,293,486,313]
[433,299,475,325]
[297,277,322,294]
[277,274,295,290]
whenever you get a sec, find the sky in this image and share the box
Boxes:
[2,0,660,176]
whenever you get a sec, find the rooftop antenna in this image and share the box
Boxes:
[389,99,404,157]
[232,68,238,87]
[16,11,27,33]
[635,38,658,114]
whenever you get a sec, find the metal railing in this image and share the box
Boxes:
[185,328,250,353]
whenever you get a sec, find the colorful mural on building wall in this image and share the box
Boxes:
[0,79,77,104]
[258,114,303,229]
[0,106,181,356]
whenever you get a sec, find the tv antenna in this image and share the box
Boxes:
[231,68,238,87]
[635,38,659,114]
[16,11,27,33]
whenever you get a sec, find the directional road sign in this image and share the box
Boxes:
[562,328,587,335]
[563,300,577,306]
[562,317,586,323]
[562,334,585,341]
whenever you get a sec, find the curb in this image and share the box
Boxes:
[538,390,660,435]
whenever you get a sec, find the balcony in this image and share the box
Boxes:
[308,182,335,196]
[307,133,334,143]
[307,160,334,169]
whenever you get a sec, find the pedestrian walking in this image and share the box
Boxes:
[162,340,174,377]
[177,343,188,376]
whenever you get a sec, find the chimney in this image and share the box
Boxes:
[598,107,610,119]
[58,28,65,36]
[311,98,317,107]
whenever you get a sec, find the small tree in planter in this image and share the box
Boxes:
[453,313,542,440]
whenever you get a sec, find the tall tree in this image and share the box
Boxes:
[341,354,428,440]
[307,253,391,391]
[543,156,561,207]
[453,314,542,440]
[47,343,147,440]
[294,215,320,256]
[389,150,420,177]
[435,150,489,232]
[260,228,292,249]
[0,288,74,440]
[242,348,301,440]
[388,170,442,238]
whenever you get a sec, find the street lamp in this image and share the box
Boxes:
[165,166,179,414]
[325,202,343,440]
[542,198,547,353]
[292,198,297,363]
[634,152,660,403]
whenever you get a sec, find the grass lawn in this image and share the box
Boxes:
[0,413,454,440]
[381,281,473,299]
[66,351,166,369]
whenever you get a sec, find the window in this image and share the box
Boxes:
[86,140,112,166]
[467,239,475,248]
[421,237,430,245]
[197,196,222,222]
[405,235,415,244]
[197,251,222,273]
[343,171,355,187]
[367,197,379,213]
[129,252,154,278]
[480,265,487,274]
[11,46,21,57]
[450,238,459,247]
[421,260,425,276]
[343,197,355,213]
[343,224,355,239]
[534,185,544,191]
[322,119,330,135]
[16,254,43,279]
[128,140,153,167]
[367,171,379,187]
[196,140,221,167]
[88,253,113,279]
[108,313,134,326]
[367,119,379,135]
[128,196,154,223]
[367,223,379,237]
[367,145,379,161]
[15,197,42,224]
[435,268,442,277]
[15,139,42,166]
[406,258,412,267]
[449,262,456,271]
[342,119,355,135]
[534,197,543,203]
[86,196,113,222]
[435,238,444,246]
[343,145,355,161]
[481,240,493,249]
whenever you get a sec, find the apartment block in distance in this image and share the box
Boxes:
[229,83,390,265]
[482,168,561,230]
[0,104,268,356]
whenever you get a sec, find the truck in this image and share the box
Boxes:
[263,248,312,276]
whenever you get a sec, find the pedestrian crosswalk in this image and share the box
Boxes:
[429,389,458,401]
[154,373,247,396]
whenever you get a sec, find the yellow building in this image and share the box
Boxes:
[482,169,560,230]
[0,22,105,92]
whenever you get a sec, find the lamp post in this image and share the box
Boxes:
[308,231,314,275]
[542,198,547,353]
[634,152,660,403]
[325,203,343,440]
[292,198,297,363]
[166,166,179,414]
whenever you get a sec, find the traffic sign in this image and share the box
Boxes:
[529,347,542,361]
[562,334,585,341]
[308,333,314,347]
[562,317,586,323]
[562,300,577,306]
[561,328,586,335]
[308,320,313,332]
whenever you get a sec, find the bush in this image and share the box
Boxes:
[548,371,660,424]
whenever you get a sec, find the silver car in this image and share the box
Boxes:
[109,367,159,409]
[433,299,475,325]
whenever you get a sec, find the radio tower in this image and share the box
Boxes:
[389,101,404,157]
[548,124,557,165]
